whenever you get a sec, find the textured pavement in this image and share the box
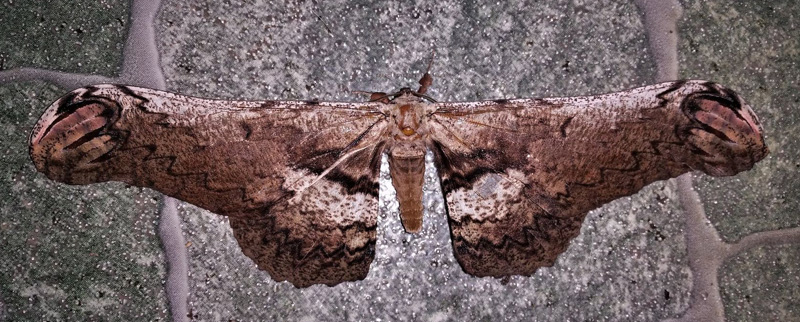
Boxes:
[0,0,798,321]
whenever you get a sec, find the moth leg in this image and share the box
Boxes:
[368,92,390,103]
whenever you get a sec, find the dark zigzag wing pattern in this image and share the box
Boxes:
[29,80,768,286]
[427,80,768,277]
[30,84,388,287]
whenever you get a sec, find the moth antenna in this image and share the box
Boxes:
[350,90,373,96]
[425,50,435,73]
[412,92,437,103]
[417,50,435,95]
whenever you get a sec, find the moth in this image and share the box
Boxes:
[29,69,768,287]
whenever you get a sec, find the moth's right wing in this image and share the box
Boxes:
[427,81,768,278]
[30,84,389,287]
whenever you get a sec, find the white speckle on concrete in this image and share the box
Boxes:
[4,0,796,320]
[636,1,800,321]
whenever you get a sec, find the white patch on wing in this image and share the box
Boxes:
[446,172,525,222]
[281,167,377,227]
[281,168,317,195]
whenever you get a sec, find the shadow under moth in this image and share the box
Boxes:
[29,68,768,287]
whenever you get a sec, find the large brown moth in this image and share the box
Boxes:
[29,70,768,287]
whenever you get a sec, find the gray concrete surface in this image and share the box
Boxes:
[0,0,797,321]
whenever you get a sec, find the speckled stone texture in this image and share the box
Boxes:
[679,0,800,320]
[680,0,799,242]
[0,1,169,321]
[0,0,797,321]
[0,1,126,76]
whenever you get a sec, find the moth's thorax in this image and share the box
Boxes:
[382,95,430,160]
[394,104,423,138]
[386,93,432,141]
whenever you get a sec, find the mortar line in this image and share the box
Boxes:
[122,1,187,321]
[727,227,800,258]
[0,0,187,320]
[636,1,800,321]
[635,1,727,321]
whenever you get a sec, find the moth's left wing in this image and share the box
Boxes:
[427,80,768,277]
[29,85,388,287]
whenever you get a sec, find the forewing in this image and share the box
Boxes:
[29,84,388,287]
[427,80,768,277]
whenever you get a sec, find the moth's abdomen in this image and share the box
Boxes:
[388,152,426,233]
